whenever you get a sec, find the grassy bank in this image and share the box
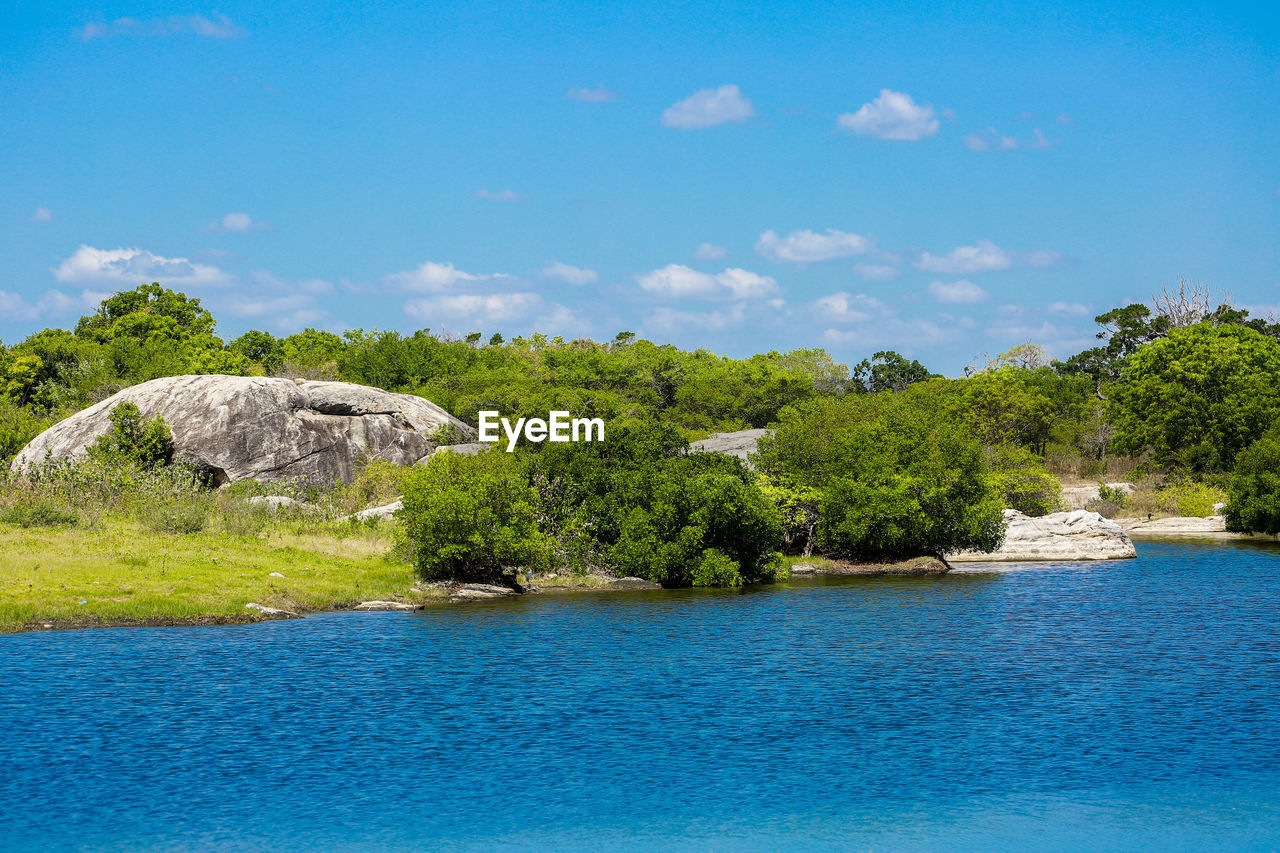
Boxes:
[0,515,425,633]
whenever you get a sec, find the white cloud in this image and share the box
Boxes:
[79,14,244,40]
[645,304,746,334]
[475,188,521,202]
[814,291,885,324]
[213,211,266,232]
[385,261,505,293]
[1049,301,1091,317]
[566,85,618,103]
[915,240,1013,274]
[0,289,103,322]
[1023,249,1063,268]
[53,245,233,287]
[717,268,778,299]
[540,261,597,286]
[928,279,987,304]
[31,207,52,223]
[225,294,315,318]
[837,90,939,141]
[853,262,901,281]
[694,242,728,261]
[637,265,718,298]
[965,127,1052,152]
[661,85,755,129]
[755,228,873,264]
[636,264,777,299]
[405,292,544,325]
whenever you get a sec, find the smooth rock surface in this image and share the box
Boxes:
[791,557,949,576]
[1122,516,1228,535]
[949,509,1137,562]
[608,576,663,589]
[353,600,422,611]
[247,496,302,511]
[1061,482,1135,510]
[11,375,474,485]
[244,602,297,618]
[350,499,403,522]
[688,428,772,469]
[428,442,492,458]
[449,584,518,602]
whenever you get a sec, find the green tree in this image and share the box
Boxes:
[1224,426,1280,535]
[87,402,174,468]
[757,390,1004,561]
[1108,323,1280,472]
[229,330,285,372]
[399,450,551,583]
[853,350,932,393]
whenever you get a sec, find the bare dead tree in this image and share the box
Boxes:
[1151,277,1221,328]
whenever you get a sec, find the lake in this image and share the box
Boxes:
[3,539,1280,852]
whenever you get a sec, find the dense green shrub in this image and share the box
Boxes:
[1,499,80,528]
[533,420,784,586]
[399,450,551,583]
[87,402,174,468]
[757,389,1005,561]
[1225,429,1280,534]
[985,444,1064,517]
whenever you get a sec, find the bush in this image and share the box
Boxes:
[1225,429,1280,534]
[1097,483,1129,506]
[137,496,211,534]
[532,420,784,586]
[399,450,551,583]
[1124,476,1225,518]
[757,389,1005,561]
[985,444,1064,517]
[87,402,173,468]
[1,499,79,528]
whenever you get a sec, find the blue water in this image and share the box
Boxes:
[4,539,1280,852]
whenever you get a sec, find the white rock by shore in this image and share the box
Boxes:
[1121,516,1229,535]
[949,509,1137,562]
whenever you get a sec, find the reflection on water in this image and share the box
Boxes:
[3,539,1280,852]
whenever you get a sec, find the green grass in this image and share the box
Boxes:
[0,514,431,633]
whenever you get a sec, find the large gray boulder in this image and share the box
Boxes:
[949,509,1137,562]
[11,375,474,485]
[689,428,772,469]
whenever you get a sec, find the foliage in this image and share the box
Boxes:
[984,444,1064,517]
[1124,477,1226,519]
[853,350,932,393]
[0,499,80,528]
[1097,483,1129,505]
[1108,323,1280,472]
[399,450,551,583]
[87,403,174,468]
[1225,427,1280,534]
[756,390,1005,561]
[532,420,784,586]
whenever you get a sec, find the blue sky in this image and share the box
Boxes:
[3,0,1278,374]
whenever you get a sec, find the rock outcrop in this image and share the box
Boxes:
[1122,516,1228,535]
[10,375,474,485]
[949,509,1137,562]
[791,556,950,576]
[1061,482,1135,510]
[349,499,403,522]
[688,428,772,469]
